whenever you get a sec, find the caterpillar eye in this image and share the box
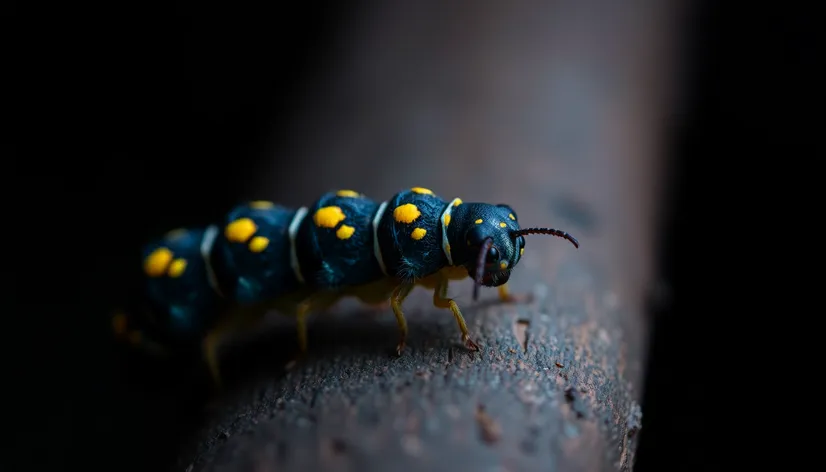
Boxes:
[486,246,499,262]
[515,235,525,249]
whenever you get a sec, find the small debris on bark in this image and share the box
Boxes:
[475,404,502,445]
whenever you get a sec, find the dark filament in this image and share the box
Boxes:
[472,228,579,302]
[512,227,580,248]
[473,237,494,301]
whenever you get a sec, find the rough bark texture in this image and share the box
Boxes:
[179,262,644,472]
[174,1,672,471]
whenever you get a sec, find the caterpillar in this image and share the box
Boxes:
[111,187,579,384]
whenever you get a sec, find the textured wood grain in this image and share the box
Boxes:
[179,258,643,472]
[174,1,671,470]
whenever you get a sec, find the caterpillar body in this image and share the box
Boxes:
[112,187,579,384]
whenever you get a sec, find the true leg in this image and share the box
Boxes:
[497,283,532,304]
[497,284,514,302]
[434,274,480,351]
[202,304,269,387]
[390,282,415,355]
[292,291,343,354]
[202,326,227,387]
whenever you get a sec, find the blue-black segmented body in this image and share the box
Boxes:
[216,202,302,303]
[113,186,579,383]
[140,227,223,343]
[377,189,448,281]
[295,191,383,289]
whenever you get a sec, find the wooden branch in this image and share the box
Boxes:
[178,260,644,472]
[172,1,670,470]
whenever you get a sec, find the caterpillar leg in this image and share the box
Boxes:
[497,284,517,302]
[202,305,268,387]
[111,311,169,357]
[390,282,415,355]
[497,283,532,304]
[434,274,480,351]
[293,292,343,354]
[202,326,228,388]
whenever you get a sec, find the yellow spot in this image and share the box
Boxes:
[164,228,187,240]
[167,258,187,278]
[499,261,508,270]
[248,236,270,253]
[444,214,451,227]
[112,313,128,335]
[475,219,483,224]
[314,206,346,228]
[128,330,143,345]
[336,189,361,198]
[453,199,463,207]
[250,200,274,209]
[411,227,427,240]
[509,213,516,221]
[144,247,173,277]
[446,243,451,255]
[520,248,524,256]
[393,203,421,223]
[499,222,507,228]
[225,218,257,243]
[411,187,434,195]
[336,224,355,240]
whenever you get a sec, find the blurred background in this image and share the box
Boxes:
[12,0,818,471]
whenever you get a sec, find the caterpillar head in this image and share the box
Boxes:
[446,202,579,299]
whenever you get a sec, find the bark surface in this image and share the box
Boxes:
[177,1,670,470]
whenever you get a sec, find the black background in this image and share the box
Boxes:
[11,1,819,470]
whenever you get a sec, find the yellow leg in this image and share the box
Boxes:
[498,283,516,302]
[433,274,480,351]
[497,283,532,304]
[202,305,269,387]
[202,320,232,388]
[201,329,224,388]
[390,282,415,355]
[292,291,343,354]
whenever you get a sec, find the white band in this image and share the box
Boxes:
[440,198,462,266]
[288,207,308,284]
[372,201,389,276]
[200,225,224,297]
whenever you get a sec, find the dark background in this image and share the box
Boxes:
[11,1,819,470]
